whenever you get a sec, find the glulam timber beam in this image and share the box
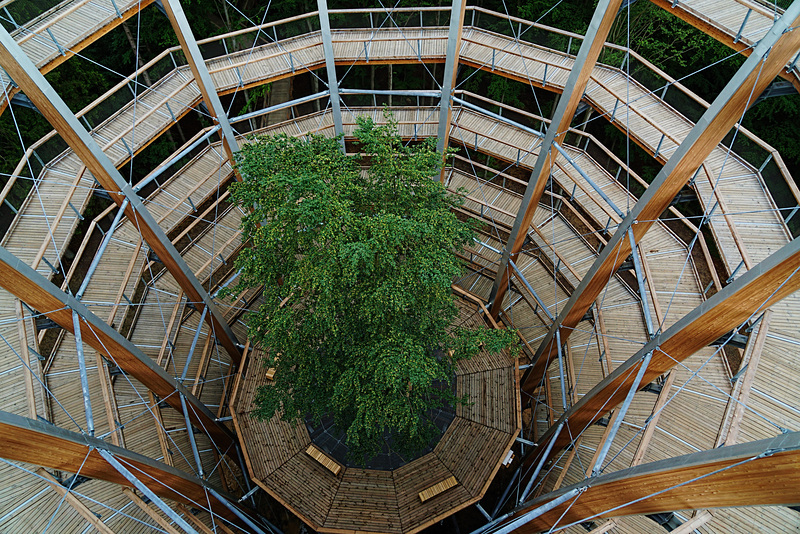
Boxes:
[0,24,243,366]
[497,431,800,533]
[488,0,623,316]
[523,3,800,393]
[317,0,344,142]
[0,245,236,451]
[0,410,246,530]
[436,0,468,179]
[523,231,800,472]
[160,0,240,161]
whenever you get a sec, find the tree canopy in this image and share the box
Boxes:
[227,113,517,462]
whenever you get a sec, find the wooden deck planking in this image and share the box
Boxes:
[324,468,402,534]
[1,0,156,112]
[0,7,796,532]
[654,0,800,88]
[434,418,514,498]
[566,326,605,401]
[6,23,787,291]
[44,333,115,437]
[233,347,309,479]
[392,452,471,533]
[262,451,342,529]
[456,367,517,433]
[703,505,800,534]
[463,27,784,273]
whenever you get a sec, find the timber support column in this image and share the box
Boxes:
[318,0,345,147]
[161,0,240,163]
[523,0,800,397]
[436,0,468,180]
[488,0,623,316]
[0,24,243,366]
[0,410,247,529]
[0,244,236,451]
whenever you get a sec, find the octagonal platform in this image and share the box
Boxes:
[231,292,521,534]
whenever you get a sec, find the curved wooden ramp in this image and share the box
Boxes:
[1,6,799,532]
[649,0,800,91]
[0,0,155,114]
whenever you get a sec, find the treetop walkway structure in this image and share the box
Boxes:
[0,0,800,532]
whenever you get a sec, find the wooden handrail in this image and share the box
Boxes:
[733,0,782,22]
[466,6,800,209]
[17,0,96,44]
[468,6,586,43]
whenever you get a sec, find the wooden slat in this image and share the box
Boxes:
[0,410,245,527]
[0,245,236,451]
[36,468,117,534]
[123,488,183,534]
[523,233,800,475]
[523,8,800,395]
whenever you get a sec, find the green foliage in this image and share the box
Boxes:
[227,112,517,463]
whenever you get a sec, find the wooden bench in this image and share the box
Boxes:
[418,476,458,502]
[306,444,342,476]
[265,355,279,381]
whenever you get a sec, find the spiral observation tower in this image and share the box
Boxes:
[1,0,800,532]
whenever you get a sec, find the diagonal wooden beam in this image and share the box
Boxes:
[670,511,714,533]
[0,25,242,366]
[124,488,184,534]
[0,244,236,451]
[14,299,37,420]
[523,2,800,394]
[36,468,117,534]
[630,370,677,467]
[501,431,800,533]
[0,410,245,529]
[719,308,773,446]
[436,0,468,180]
[488,0,624,316]
[159,0,240,162]
[523,230,800,473]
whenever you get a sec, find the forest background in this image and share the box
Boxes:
[1,0,798,236]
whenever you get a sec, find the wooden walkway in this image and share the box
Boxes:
[0,139,247,532]
[1,6,799,533]
[231,299,519,534]
[201,20,794,276]
[649,0,800,90]
[1,18,785,297]
[0,0,155,114]
[0,103,790,534]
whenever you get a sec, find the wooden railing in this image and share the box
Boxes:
[4,6,797,268]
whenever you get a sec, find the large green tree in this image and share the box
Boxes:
[227,113,516,462]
